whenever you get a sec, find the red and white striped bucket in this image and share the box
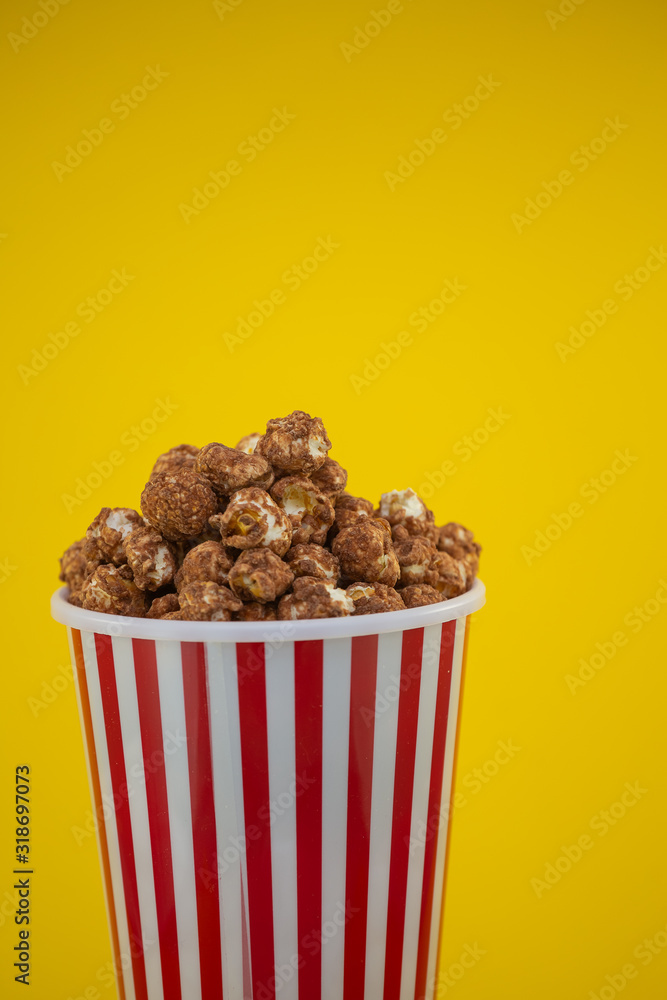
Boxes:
[52,579,485,1000]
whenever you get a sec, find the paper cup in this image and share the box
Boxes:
[52,578,485,1000]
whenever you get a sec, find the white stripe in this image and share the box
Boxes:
[265,643,299,1000]
[155,639,202,1000]
[363,630,403,999]
[321,637,352,1000]
[399,625,442,1000]
[80,630,136,1000]
[222,642,253,991]
[424,618,466,1000]
[207,642,248,999]
[112,637,164,1000]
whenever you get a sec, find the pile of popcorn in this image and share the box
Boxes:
[59,410,481,621]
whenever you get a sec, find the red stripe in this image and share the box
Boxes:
[383,628,425,1000]
[236,642,275,999]
[95,634,149,1000]
[294,640,323,1000]
[132,639,182,1000]
[181,642,224,1000]
[72,631,126,1000]
[343,633,378,1000]
[413,620,457,1000]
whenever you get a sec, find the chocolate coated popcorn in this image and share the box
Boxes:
[437,521,481,582]
[124,525,176,591]
[332,519,400,586]
[234,601,278,621]
[380,490,438,545]
[329,492,374,539]
[85,507,144,565]
[141,469,217,541]
[81,564,147,617]
[278,577,354,620]
[60,538,99,598]
[426,550,467,598]
[174,540,235,590]
[235,433,262,455]
[284,543,339,581]
[147,592,180,619]
[210,487,292,556]
[228,548,294,604]
[150,444,199,479]
[178,581,243,621]
[270,475,335,545]
[195,442,274,496]
[393,532,437,587]
[257,410,331,474]
[58,408,481,620]
[400,584,445,608]
[346,582,405,615]
[310,457,348,498]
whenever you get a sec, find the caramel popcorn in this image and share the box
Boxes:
[124,525,176,591]
[284,543,339,581]
[346,582,405,615]
[426,550,467,598]
[400,584,445,608]
[278,576,354,620]
[270,476,335,545]
[150,444,199,479]
[257,410,331,474]
[81,564,147,617]
[235,433,262,454]
[178,581,243,621]
[85,507,144,565]
[141,469,218,542]
[210,487,292,556]
[234,601,278,621]
[332,519,400,586]
[228,548,294,603]
[174,540,235,590]
[195,442,274,496]
[147,592,180,619]
[310,457,348,497]
[58,408,481,621]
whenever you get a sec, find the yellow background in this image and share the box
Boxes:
[1,0,666,996]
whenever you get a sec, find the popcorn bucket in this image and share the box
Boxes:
[51,579,485,1000]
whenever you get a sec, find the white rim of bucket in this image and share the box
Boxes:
[51,578,485,642]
